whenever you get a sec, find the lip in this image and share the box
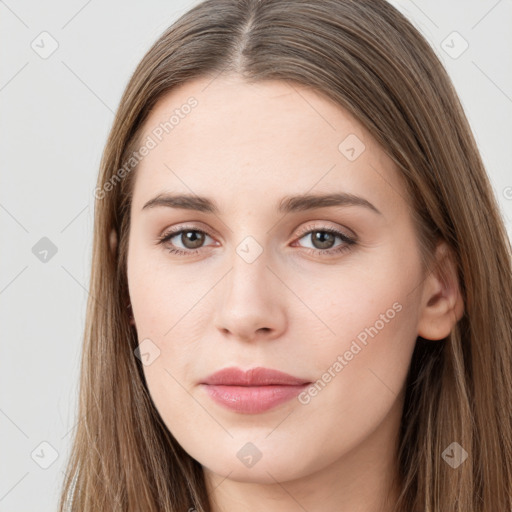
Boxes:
[200,367,311,414]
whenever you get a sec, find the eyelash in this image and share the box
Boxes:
[156,223,357,258]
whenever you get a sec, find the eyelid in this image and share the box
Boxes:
[295,221,356,240]
[158,221,219,240]
[158,220,354,243]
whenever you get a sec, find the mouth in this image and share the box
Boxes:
[200,366,312,414]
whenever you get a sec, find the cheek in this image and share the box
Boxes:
[294,244,422,421]
[127,245,210,408]
[127,240,206,340]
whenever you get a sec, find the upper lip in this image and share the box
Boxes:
[201,366,311,386]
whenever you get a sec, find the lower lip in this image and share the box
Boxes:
[201,384,310,414]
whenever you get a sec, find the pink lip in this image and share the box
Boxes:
[200,367,311,414]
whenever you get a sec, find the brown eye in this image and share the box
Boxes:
[294,225,356,257]
[179,230,206,249]
[157,227,215,256]
[309,230,337,250]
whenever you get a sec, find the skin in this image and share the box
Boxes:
[123,74,464,512]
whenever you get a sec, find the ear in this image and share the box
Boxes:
[417,241,464,341]
[109,228,118,254]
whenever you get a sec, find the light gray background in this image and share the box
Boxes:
[1,1,511,510]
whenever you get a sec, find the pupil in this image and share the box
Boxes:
[183,231,204,249]
[313,231,335,249]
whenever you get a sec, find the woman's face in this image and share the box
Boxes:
[126,75,429,484]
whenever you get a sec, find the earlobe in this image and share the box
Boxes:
[417,241,465,341]
[127,303,136,327]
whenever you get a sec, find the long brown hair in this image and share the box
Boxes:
[58,0,512,510]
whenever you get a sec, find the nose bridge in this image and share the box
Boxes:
[213,236,287,340]
[224,238,273,305]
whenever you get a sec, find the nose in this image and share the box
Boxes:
[213,251,287,343]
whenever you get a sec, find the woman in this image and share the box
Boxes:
[59,0,512,510]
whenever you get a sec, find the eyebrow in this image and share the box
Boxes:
[141,192,382,216]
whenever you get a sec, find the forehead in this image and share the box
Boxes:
[130,75,406,216]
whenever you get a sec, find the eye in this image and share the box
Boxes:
[156,227,216,256]
[292,224,356,256]
[156,223,357,257]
